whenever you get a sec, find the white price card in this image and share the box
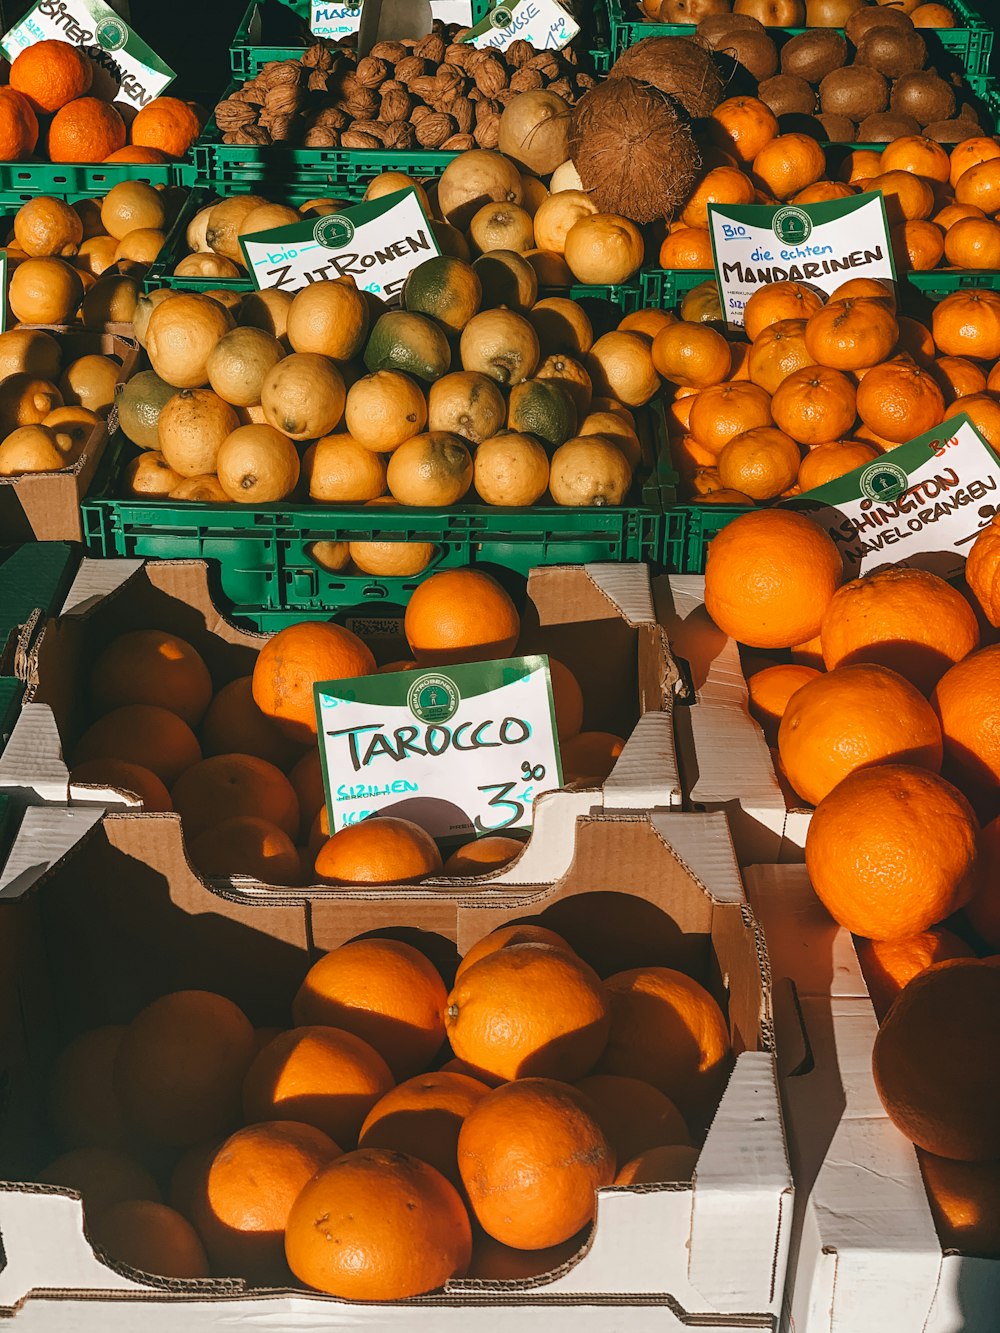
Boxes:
[239,188,440,302]
[460,0,579,51]
[1,0,175,111]
[784,413,1000,582]
[311,0,473,40]
[708,190,895,331]
[314,655,563,841]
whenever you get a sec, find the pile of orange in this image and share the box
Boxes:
[660,107,1000,281]
[703,504,1000,1256]
[36,921,732,1293]
[67,567,625,884]
[0,39,203,163]
[661,275,1000,504]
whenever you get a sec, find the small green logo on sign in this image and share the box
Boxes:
[859,459,908,503]
[95,16,128,50]
[313,214,355,249]
[491,5,514,26]
[408,674,460,724]
[772,206,812,244]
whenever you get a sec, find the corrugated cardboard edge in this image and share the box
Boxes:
[744,864,952,1333]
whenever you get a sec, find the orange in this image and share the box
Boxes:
[455,923,576,981]
[251,621,375,743]
[880,135,951,184]
[547,656,584,739]
[747,664,821,745]
[771,365,857,446]
[687,381,772,457]
[89,629,212,728]
[288,749,324,836]
[681,166,755,230]
[46,1026,131,1152]
[313,817,443,885]
[869,170,936,223]
[919,1152,1000,1257]
[457,1078,614,1248]
[617,309,675,340]
[242,1027,393,1147]
[932,645,1000,799]
[894,219,946,271]
[47,97,125,163]
[792,182,856,205]
[933,290,1000,361]
[104,146,171,164]
[293,938,447,1080]
[91,1200,209,1278]
[442,836,524,876]
[747,318,816,394]
[797,440,878,490]
[9,39,92,113]
[575,1074,689,1163]
[38,1146,159,1216]
[967,514,1000,627]
[359,1072,490,1188]
[445,943,609,1084]
[615,1144,700,1185]
[114,990,255,1148]
[872,958,1000,1159]
[130,96,202,158]
[189,814,301,885]
[560,730,626,783]
[752,133,826,201]
[193,1121,341,1282]
[403,569,519,665]
[968,816,1000,949]
[73,703,200,786]
[69,758,172,812]
[933,355,987,402]
[805,765,979,941]
[856,928,974,1022]
[743,282,824,343]
[199,676,304,770]
[955,159,1000,215]
[658,227,714,269]
[709,96,778,163]
[285,1148,471,1298]
[704,508,844,649]
[717,426,800,501]
[791,634,824,668]
[950,137,1000,191]
[945,392,1000,449]
[804,298,899,372]
[170,753,299,840]
[468,1230,587,1279]
[650,323,731,389]
[944,216,1000,269]
[820,567,979,693]
[595,967,731,1128]
[778,664,943,806]
[0,87,38,160]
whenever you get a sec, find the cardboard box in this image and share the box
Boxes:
[654,574,810,865]
[0,330,138,543]
[745,864,1000,1333]
[0,804,790,1327]
[0,559,682,888]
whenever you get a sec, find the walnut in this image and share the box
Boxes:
[494,87,517,105]
[356,56,390,87]
[379,87,412,121]
[413,32,446,62]
[473,108,500,147]
[231,125,272,144]
[474,56,508,96]
[411,104,433,123]
[468,87,483,101]
[346,88,381,119]
[335,72,361,103]
[342,129,382,148]
[306,69,331,92]
[562,45,578,65]
[266,114,296,141]
[380,78,404,93]
[370,39,408,62]
[215,99,258,130]
[435,64,466,97]
[313,105,349,129]
[265,84,304,116]
[260,60,301,88]
[475,97,501,120]
[453,27,472,40]
[351,119,386,143]
[301,43,335,71]
[304,126,340,147]
[394,55,429,84]
[575,71,597,90]
[510,67,544,93]
[233,84,265,106]
[381,120,416,148]
[409,75,440,105]
[444,42,475,69]
[448,94,474,134]
[506,39,535,67]
[415,112,455,147]
[548,76,574,99]
[441,132,475,150]
[527,52,561,77]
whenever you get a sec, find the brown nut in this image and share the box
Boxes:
[346,88,381,119]
[356,55,390,87]
[506,39,535,67]
[409,75,440,104]
[414,32,446,62]
[370,39,408,62]
[474,55,508,95]
[444,42,475,69]
[304,126,339,147]
[449,93,474,134]
[411,104,433,123]
[313,105,349,130]
[395,55,429,84]
[335,71,361,102]
[548,76,574,99]
[265,114,296,141]
[527,52,561,77]
[215,99,258,130]
[379,87,412,121]
[473,110,500,147]
[301,43,335,71]
[351,119,386,142]
[510,67,544,93]
[231,125,272,144]
[415,111,456,147]
[265,84,303,114]
[442,132,475,150]
[381,120,416,148]
[261,59,302,88]
[306,69,331,92]
[341,129,382,148]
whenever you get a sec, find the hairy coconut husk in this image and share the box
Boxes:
[610,36,725,118]
[569,78,700,224]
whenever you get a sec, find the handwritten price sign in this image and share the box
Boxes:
[314,656,563,841]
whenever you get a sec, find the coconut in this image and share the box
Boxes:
[569,78,700,224]
[499,91,572,177]
[610,35,725,117]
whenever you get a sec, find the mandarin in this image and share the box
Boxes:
[746,318,816,394]
[752,133,826,200]
[709,96,778,163]
[955,159,1000,214]
[880,135,951,184]
[894,219,946,271]
[771,365,857,446]
[717,426,800,501]
[950,137,1000,191]
[686,381,773,457]
[945,392,1000,448]
[933,290,1000,360]
[650,323,731,389]
[932,355,987,402]
[743,282,824,342]
[804,298,899,372]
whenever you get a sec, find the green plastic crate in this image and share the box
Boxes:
[82,402,674,619]
[0,158,177,203]
[671,504,747,575]
[603,0,994,77]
